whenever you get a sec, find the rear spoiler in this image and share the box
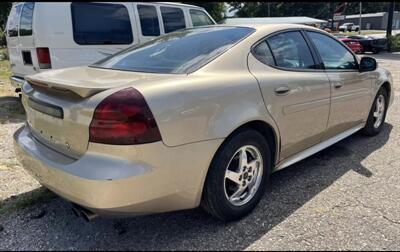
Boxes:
[24,76,107,98]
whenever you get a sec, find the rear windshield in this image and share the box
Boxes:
[92,26,254,74]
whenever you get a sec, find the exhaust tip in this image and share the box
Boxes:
[70,203,98,222]
[71,206,80,218]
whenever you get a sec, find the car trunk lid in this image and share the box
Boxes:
[22,66,178,158]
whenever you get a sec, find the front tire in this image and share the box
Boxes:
[361,87,388,136]
[201,129,272,221]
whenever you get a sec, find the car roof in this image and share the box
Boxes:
[211,23,325,34]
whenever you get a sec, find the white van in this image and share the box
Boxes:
[6,2,216,91]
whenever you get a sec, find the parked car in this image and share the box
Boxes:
[347,35,386,54]
[14,24,393,222]
[5,2,216,92]
[339,38,363,54]
[339,23,359,32]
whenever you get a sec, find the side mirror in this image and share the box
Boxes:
[359,57,377,72]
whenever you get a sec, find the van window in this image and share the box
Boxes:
[19,2,35,36]
[190,9,214,27]
[7,4,23,37]
[137,5,160,36]
[71,2,133,45]
[160,7,186,33]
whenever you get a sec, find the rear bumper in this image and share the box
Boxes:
[13,125,222,216]
[10,76,25,89]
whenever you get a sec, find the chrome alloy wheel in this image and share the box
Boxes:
[373,94,385,129]
[224,145,263,206]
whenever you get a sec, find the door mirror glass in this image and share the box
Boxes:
[359,57,377,72]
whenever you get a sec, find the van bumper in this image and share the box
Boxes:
[13,125,221,216]
[10,76,25,89]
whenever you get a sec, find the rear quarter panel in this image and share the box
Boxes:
[136,71,274,147]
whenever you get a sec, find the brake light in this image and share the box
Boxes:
[89,87,162,145]
[36,47,51,69]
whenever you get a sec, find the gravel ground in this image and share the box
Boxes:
[0,53,399,250]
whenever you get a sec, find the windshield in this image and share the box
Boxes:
[92,26,255,74]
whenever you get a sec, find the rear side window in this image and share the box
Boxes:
[253,41,275,66]
[137,5,160,36]
[7,4,23,37]
[307,31,357,70]
[267,31,316,69]
[190,9,214,27]
[160,7,186,33]
[19,2,35,36]
[71,2,133,45]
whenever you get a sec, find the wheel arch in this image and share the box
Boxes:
[199,119,280,210]
[207,119,280,177]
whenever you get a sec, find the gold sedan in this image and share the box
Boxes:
[14,24,393,221]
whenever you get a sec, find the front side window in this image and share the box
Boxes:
[19,2,35,36]
[7,4,23,37]
[160,7,186,33]
[71,2,133,45]
[307,31,357,70]
[190,9,214,27]
[267,31,316,69]
[93,27,254,74]
[137,5,160,36]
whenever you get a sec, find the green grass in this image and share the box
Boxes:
[0,48,14,97]
[0,187,56,215]
[0,49,11,78]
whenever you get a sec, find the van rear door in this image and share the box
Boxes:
[6,2,38,78]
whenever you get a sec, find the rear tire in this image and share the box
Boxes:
[201,129,272,221]
[361,87,388,136]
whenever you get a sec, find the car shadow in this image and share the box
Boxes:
[0,96,25,124]
[0,123,393,250]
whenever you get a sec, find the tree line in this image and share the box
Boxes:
[1,2,398,30]
[227,2,398,21]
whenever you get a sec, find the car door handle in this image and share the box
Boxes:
[333,82,344,88]
[275,86,290,95]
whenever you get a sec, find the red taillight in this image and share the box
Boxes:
[36,47,51,69]
[89,87,162,145]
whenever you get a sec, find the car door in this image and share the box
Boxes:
[305,31,373,140]
[247,30,331,160]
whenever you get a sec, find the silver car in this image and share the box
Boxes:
[14,24,393,221]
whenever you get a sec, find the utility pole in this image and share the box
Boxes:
[386,2,395,52]
[358,2,362,34]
